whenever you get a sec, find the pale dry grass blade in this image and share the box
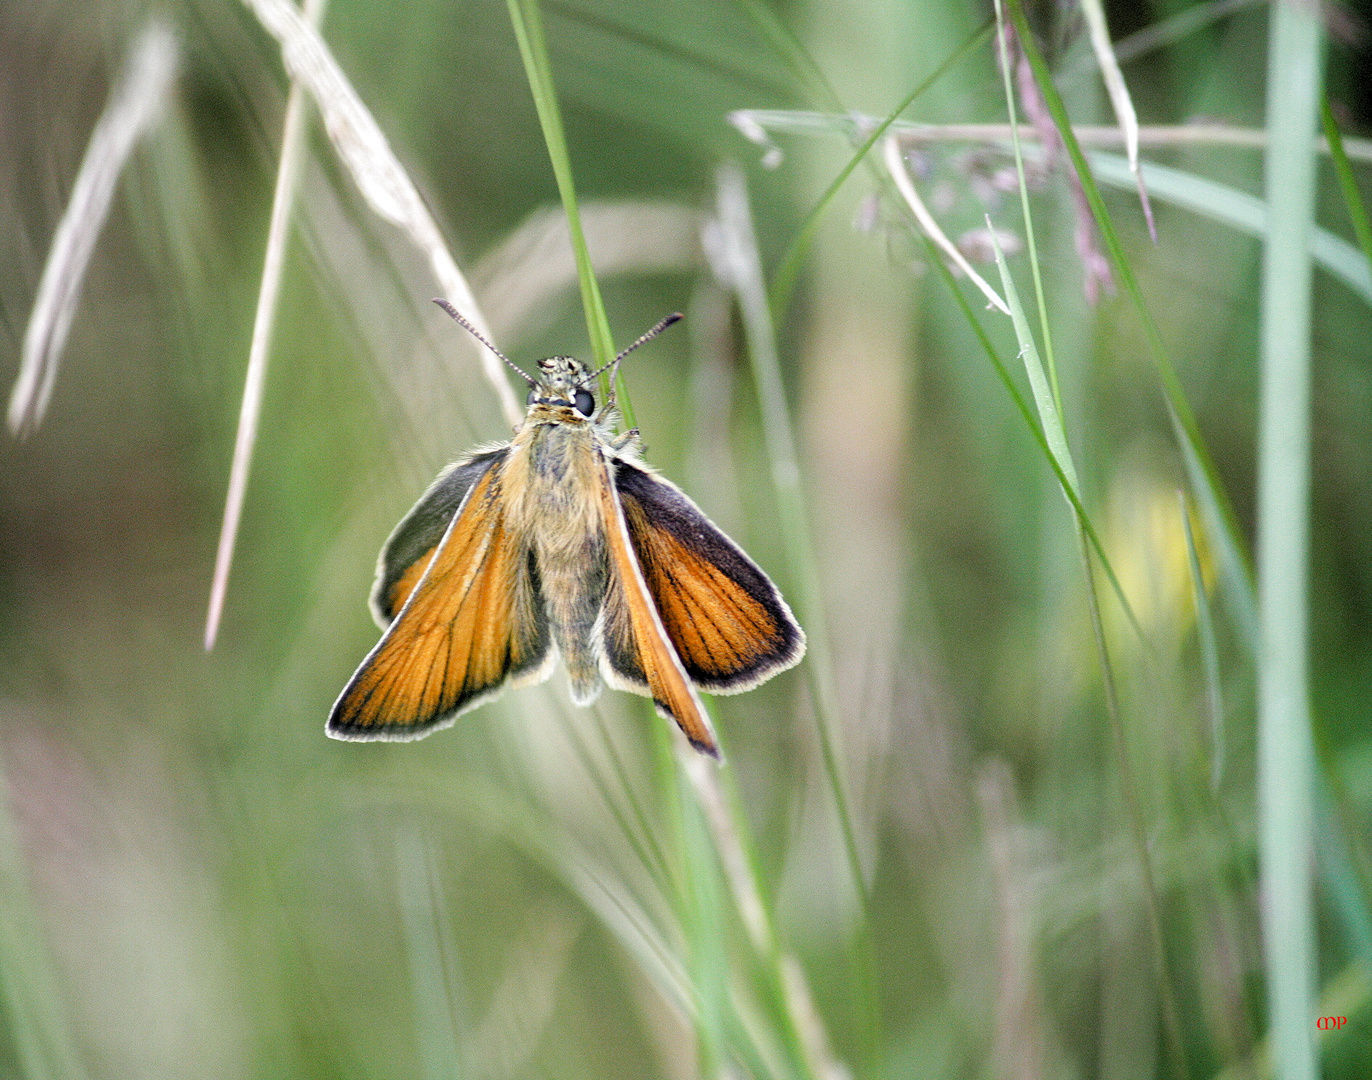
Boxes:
[1080,0,1157,240]
[240,0,521,425]
[8,22,178,438]
[204,0,325,652]
[735,110,1372,162]
[881,136,1010,316]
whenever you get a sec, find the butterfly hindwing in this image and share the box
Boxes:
[612,459,804,694]
[594,457,720,756]
[329,461,553,741]
[370,448,510,627]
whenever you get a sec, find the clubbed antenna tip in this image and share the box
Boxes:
[583,312,685,385]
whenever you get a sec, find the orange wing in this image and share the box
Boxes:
[595,457,720,756]
[328,464,552,741]
[612,460,804,694]
[370,449,509,627]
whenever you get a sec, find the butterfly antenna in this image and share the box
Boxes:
[433,298,535,386]
[581,312,684,385]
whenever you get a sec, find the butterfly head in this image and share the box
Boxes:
[528,356,596,417]
[430,300,684,423]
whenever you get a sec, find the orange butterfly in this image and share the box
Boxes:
[328,301,805,756]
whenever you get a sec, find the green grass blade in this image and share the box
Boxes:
[505,0,615,371]
[977,42,1153,646]
[986,230,1077,491]
[1322,98,1372,275]
[987,18,1187,1070]
[1257,4,1324,1077]
[991,0,1062,412]
[767,17,994,317]
[714,163,883,1072]
[924,239,1146,649]
[1002,0,1259,658]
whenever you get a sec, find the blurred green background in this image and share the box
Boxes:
[2,0,1371,1077]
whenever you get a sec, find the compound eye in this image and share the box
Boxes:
[574,388,595,416]
[526,387,537,406]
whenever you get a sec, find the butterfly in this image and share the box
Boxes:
[327,300,805,757]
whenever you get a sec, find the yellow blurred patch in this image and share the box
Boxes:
[1102,465,1215,645]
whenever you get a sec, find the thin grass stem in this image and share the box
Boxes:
[504,0,615,373]
[736,113,1372,162]
[1078,535,1189,1080]
[677,757,727,1079]
[205,0,326,651]
[982,55,1190,1069]
[683,747,831,1080]
[992,1,1064,413]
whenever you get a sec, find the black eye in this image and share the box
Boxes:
[526,387,537,406]
[574,388,595,415]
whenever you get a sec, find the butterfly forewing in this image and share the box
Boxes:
[371,449,509,626]
[329,463,552,740]
[613,460,804,693]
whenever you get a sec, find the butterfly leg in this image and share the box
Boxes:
[609,428,641,452]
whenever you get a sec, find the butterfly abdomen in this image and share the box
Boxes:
[509,421,610,705]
